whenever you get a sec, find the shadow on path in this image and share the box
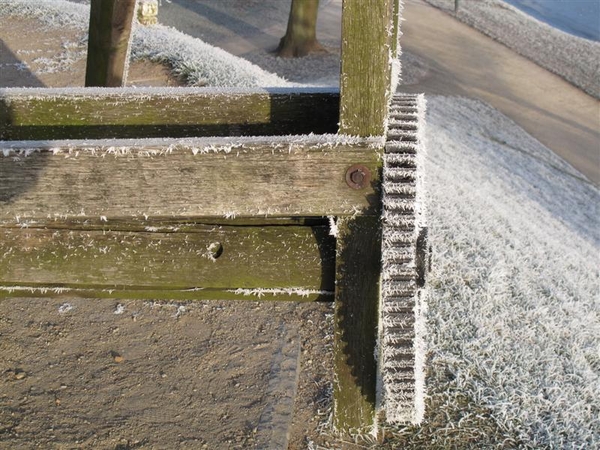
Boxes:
[0,39,45,88]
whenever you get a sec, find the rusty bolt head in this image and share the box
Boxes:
[345,164,371,189]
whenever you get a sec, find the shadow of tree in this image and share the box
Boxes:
[159,0,281,46]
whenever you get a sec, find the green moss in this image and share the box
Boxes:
[0,224,336,296]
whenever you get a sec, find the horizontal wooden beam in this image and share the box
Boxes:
[0,87,340,140]
[0,223,335,301]
[0,217,329,230]
[0,286,332,302]
[0,137,383,223]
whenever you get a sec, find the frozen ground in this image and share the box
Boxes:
[0,0,599,448]
[420,96,599,448]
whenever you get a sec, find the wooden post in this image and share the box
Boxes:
[339,0,395,137]
[333,216,382,435]
[334,0,396,435]
[85,0,137,87]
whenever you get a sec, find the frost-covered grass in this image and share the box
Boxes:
[132,24,292,87]
[385,96,599,448]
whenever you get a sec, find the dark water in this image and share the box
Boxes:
[504,0,600,41]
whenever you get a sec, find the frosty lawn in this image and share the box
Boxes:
[418,96,599,448]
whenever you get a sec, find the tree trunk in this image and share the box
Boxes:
[276,0,325,58]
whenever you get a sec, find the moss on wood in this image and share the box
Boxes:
[333,216,382,434]
[0,224,335,300]
[0,89,339,139]
[339,0,395,137]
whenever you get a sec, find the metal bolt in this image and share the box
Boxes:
[345,164,371,189]
[350,170,365,185]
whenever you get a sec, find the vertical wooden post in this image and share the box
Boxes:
[334,0,396,435]
[333,216,382,435]
[85,0,137,87]
[338,0,395,137]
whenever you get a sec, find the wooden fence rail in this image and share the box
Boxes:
[0,88,340,140]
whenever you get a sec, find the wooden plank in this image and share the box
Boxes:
[0,287,332,302]
[0,217,328,230]
[339,0,395,136]
[333,216,382,435]
[0,138,383,223]
[0,224,335,301]
[85,0,137,87]
[0,88,340,140]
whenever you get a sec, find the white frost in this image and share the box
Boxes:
[423,95,599,448]
[229,288,334,299]
[58,302,74,314]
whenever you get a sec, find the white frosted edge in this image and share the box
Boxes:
[0,134,385,154]
[122,1,138,86]
[0,86,341,97]
[414,93,428,230]
[412,93,427,424]
[0,286,73,294]
[390,0,405,93]
[413,288,428,424]
[227,288,334,298]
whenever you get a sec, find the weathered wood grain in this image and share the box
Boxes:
[0,88,340,140]
[333,216,382,434]
[85,0,137,87]
[339,0,395,137]
[392,0,401,58]
[0,224,335,301]
[0,217,328,230]
[0,138,382,223]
